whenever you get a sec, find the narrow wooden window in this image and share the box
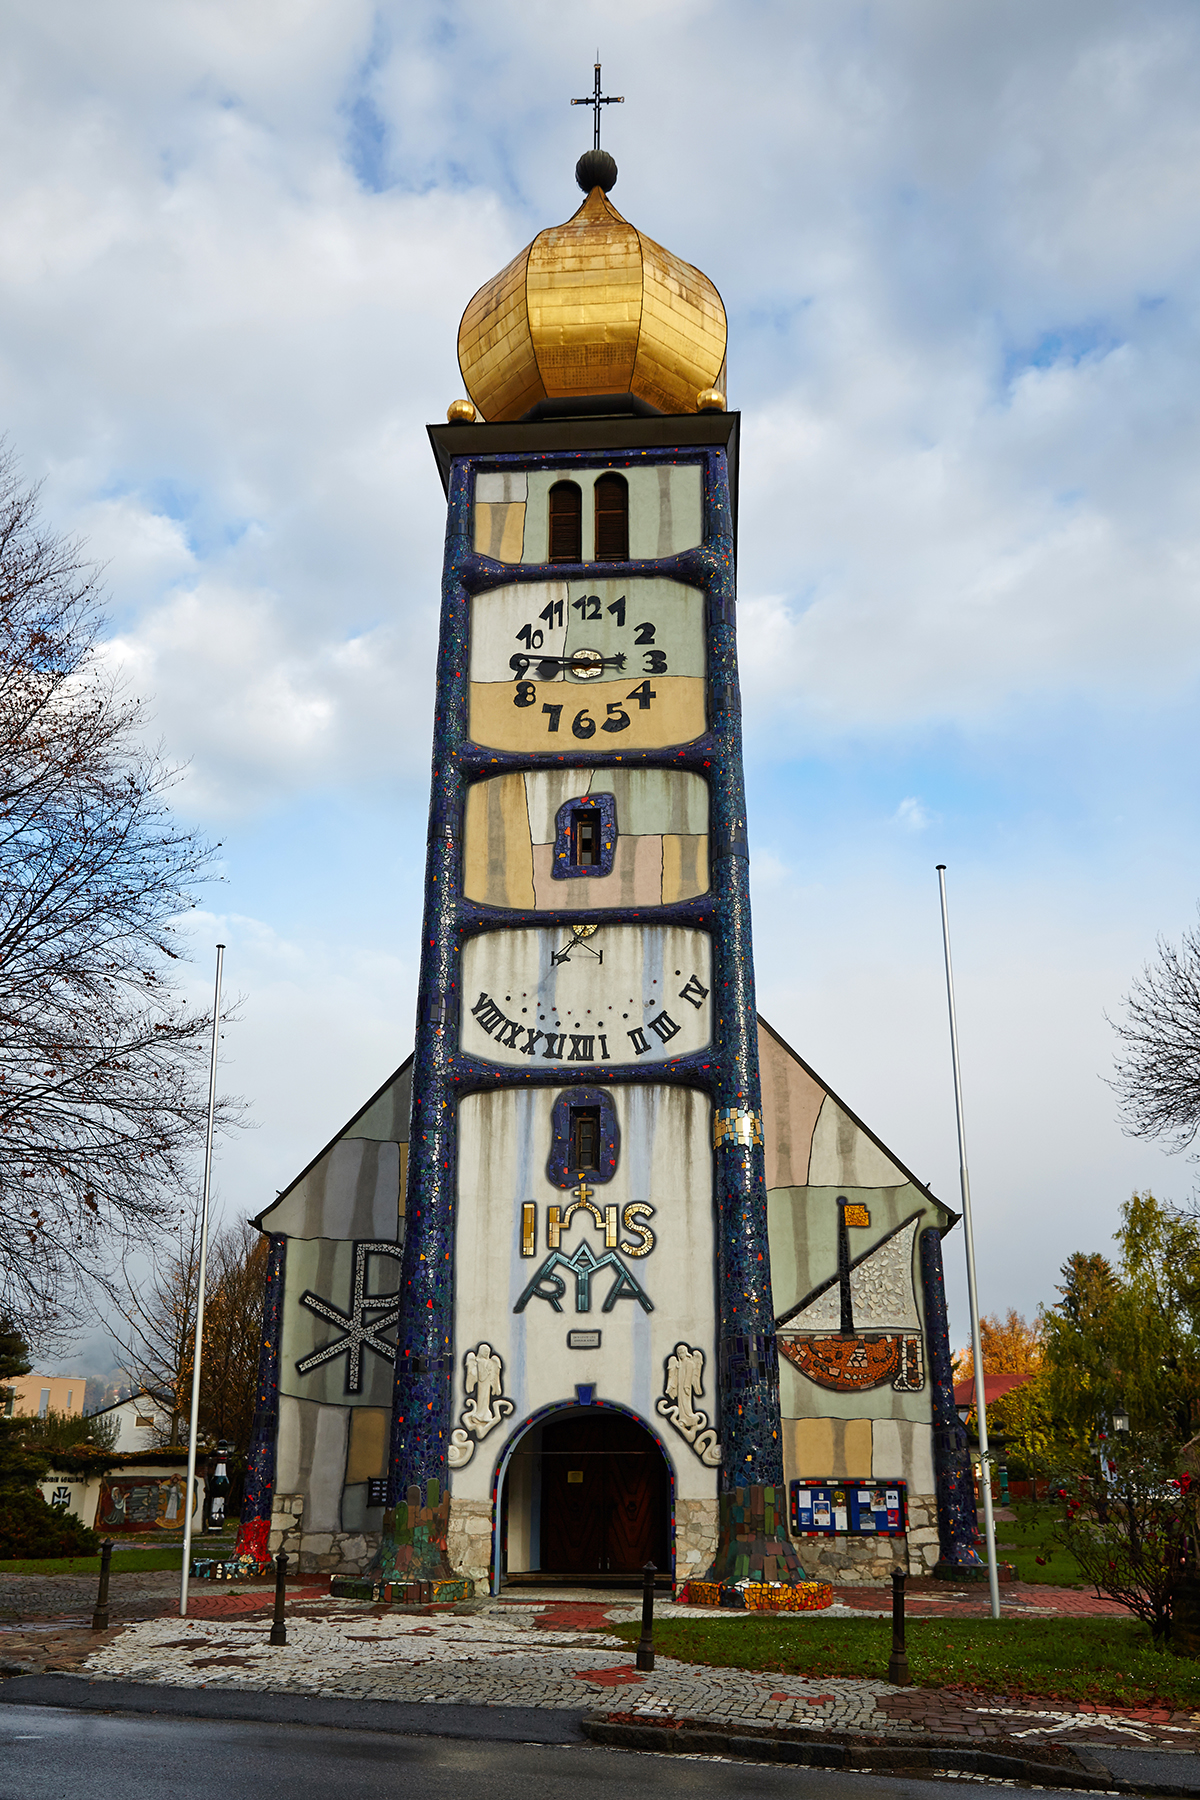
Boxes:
[571,1107,602,1171]
[548,481,582,562]
[572,807,602,867]
[593,473,629,561]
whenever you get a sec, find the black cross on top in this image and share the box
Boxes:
[571,59,623,151]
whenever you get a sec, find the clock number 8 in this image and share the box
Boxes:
[513,681,537,708]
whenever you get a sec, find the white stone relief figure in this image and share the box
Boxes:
[447,1341,515,1468]
[657,1342,721,1467]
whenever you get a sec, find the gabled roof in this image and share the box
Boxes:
[252,1054,413,1230]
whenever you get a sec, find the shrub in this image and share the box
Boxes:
[0,1485,99,1559]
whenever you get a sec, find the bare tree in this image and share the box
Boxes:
[1111,910,1200,1153]
[112,1215,265,1449]
[0,444,232,1338]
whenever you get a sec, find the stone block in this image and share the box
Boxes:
[300,1533,333,1556]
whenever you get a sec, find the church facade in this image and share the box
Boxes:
[235,146,977,1595]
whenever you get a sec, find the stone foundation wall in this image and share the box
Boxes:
[269,1490,381,1574]
[788,1492,940,1584]
[448,1498,494,1590]
[675,1496,720,1586]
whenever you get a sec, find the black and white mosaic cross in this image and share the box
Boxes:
[296,1241,403,1392]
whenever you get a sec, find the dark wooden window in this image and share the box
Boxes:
[571,1107,602,1171]
[548,481,582,562]
[572,807,602,867]
[593,473,629,561]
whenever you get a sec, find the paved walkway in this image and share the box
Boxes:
[2,1578,1197,1757]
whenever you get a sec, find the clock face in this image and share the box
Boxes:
[460,924,712,1068]
[468,577,706,754]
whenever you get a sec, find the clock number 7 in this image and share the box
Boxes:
[542,703,563,733]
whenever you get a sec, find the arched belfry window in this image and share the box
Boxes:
[593,473,629,562]
[548,481,582,562]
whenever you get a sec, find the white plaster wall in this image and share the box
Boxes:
[276,1395,350,1534]
[461,925,712,1068]
[451,1084,718,1508]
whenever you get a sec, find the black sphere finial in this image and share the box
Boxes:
[576,149,617,194]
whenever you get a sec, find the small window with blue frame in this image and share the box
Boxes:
[553,792,617,879]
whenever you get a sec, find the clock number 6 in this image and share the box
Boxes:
[571,708,596,739]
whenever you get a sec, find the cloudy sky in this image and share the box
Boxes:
[6,0,1200,1362]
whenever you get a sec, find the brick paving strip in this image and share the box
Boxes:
[2,1573,1199,1790]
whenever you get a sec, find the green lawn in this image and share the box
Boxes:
[997,1502,1088,1588]
[610,1614,1200,1708]
[0,1531,239,1578]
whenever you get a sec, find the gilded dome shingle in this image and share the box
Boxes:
[457,187,727,421]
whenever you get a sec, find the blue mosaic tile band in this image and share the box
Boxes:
[919,1225,981,1566]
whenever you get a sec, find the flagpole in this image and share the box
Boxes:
[935,868,1000,1620]
[180,943,225,1618]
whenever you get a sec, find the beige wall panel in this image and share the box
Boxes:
[524,768,595,844]
[531,835,662,910]
[264,1139,401,1242]
[628,465,704,560]
[518,768,707,842]
[809,1097,906,1188]
[470,578,705,682]
[783,1416,875,1484]
[662,834,708,902]
[275,1396,349,1533]
[474,501,526,563]
[346,1407,389,1484]
[463,774,535,908]
[606,768,708,836]
[476,473,528,504]
[519,466,704,565]
[470,675,705,754]
[452,1084,717,1508]
[871,1417,935,1492]
[461,924,712,1068]
[344,1064,412,1144]
[759,1024,826,1190]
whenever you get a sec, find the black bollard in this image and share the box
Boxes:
[636,1560,656,1672]
[91,1538,114,1632]
[269,1551,288,1646]
[888,1567,911,1686]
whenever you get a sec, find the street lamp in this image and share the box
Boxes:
[1113,1412,1130,1434]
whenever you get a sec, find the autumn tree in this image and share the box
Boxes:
[113,1214,265,1450]
[954,1310,1051,1470]
[0,445,229,1339]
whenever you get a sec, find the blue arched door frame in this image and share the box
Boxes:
[488,1398,677,1596]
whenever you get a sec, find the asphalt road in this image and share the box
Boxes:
[0,1704,1040,1800]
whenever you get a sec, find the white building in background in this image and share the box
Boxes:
[88,1393,171,1451]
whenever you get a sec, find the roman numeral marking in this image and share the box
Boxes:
[678,973,709,1009]
[647,1011,680,1044]
[627,1027,650,1056]
[470,991,506,1036]
[542,1033,566,1059]
[568,1034,595,1062]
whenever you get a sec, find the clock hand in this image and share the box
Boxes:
[509,652,627,677]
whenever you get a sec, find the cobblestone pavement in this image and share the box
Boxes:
[833,1581,1131,1618]
[0,1588,1189,1756]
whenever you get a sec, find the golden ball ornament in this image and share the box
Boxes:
[446,398,477,423]
[696,388,726,413]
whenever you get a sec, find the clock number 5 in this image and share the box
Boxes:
[601,702,629,733]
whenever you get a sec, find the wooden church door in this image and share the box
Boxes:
[540,1413,668,1575]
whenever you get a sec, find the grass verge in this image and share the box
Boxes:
[609,1614,1200,1709]
[998,1503,1087,1588]
[0,1539,238,1577]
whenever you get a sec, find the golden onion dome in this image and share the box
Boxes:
[457,156,727,422]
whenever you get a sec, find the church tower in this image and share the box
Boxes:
[382,113,804,1592]
[235,87,975,1600]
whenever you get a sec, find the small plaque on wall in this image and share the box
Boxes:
[366,1479,388,1507]
[568,1329,601,1349]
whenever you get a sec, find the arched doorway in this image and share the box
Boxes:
[499,1406,671,1585]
